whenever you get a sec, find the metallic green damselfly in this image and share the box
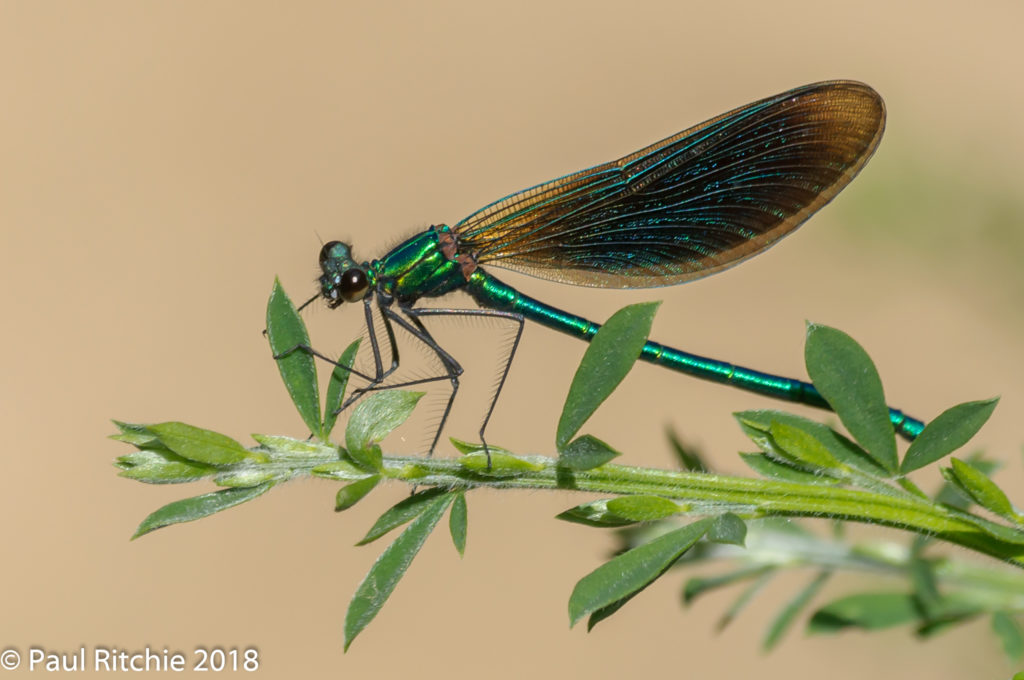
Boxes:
[297,81,923,454]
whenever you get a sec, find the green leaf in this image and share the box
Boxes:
[116,448,216,484]
[717,571,775,631]
[585,596,637,631]
[808,592,920,633]
[558,435,621,471]
[916,608,985,638]
[992,611,1024,662]
[738,452,840,485]
[763,570,831,651]
[146,422,254,466]
[213,470,278,487]
[323,339,362,439]
[449,492,467,556]
[683,565,774,605]
[708,513,747,546]
[458,452,545,476]
[250,433,332,456]
[266,278,322,438]
[132,483,273,538]
[568,517,711,627]
[311,459,376,481]
[344,492,454,650]
[345,391,424,471]
[804,324,897,473]
[901,398,999,473]
[555,499,642,528]
[948,510,1024,546]
[605,496,683,522]
[110,420,160,447]
[111,432,161,447]
[667,427,707,472]
[556,302,660,450]
[769,420,843,471]
[935,454,998,509]
[356,488,448,545]
[946,458,1017,519]
[449,437,516,457]
[335,475,381,511]
[736,410,887,478]
[908,556,941,618]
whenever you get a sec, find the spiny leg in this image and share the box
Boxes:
[368,305,464,456]
[407,307,525,467]
[271,342,376,382]
[335,296,410,412]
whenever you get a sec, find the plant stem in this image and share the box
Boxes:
[340,453,1024,566]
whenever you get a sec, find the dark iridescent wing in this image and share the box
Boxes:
[453,81,885,288]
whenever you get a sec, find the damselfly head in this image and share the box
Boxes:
[318,241,370,308]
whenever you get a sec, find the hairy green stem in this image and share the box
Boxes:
[331,453,1024,566]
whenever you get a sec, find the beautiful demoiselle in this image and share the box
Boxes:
[298,80,923,454]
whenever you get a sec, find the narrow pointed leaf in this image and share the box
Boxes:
[356,488,447,545]
[936,455,998,509]
[587,590,640,631]
[558,434,620,471]
[736,410,887,478]
[458,452,544,475]
[605,496,683,522]
[110,420,160,447]
[683,565,774,605]
[992,612,1024,662]
[449,437,515,456]
[146,422,253,466]
[908,557,941,618]
[763,570,831,651]
[915,606,985,638]
[769,420,843,471]
[345,391,424,471]
[557,302,660,450]
[312,459,376,481]
[947,457,1016,519]
[449,492,467,556]
[808,592,920,633]
[344,492,453,650]
[250,433,332,456]
[335,475,381,512]
[738,452,840,484]
[132,483,273,538]
[568,517,711,627]
[266,278,322,438]
[116,448,216,483]
[555,499,640,528]
[667,427,707,472]
[804,324,897,473]
[901,398,999,473]
[323,339,362,438]
[717,570,775,631]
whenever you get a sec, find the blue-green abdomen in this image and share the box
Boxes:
[466,269,923,438]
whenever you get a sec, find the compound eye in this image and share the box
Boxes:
[319,241,347,268]
[339,268,369,302]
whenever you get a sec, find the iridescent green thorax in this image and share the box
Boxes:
[372,225,468,303]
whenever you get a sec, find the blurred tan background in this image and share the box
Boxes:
[2,1,1023,677]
